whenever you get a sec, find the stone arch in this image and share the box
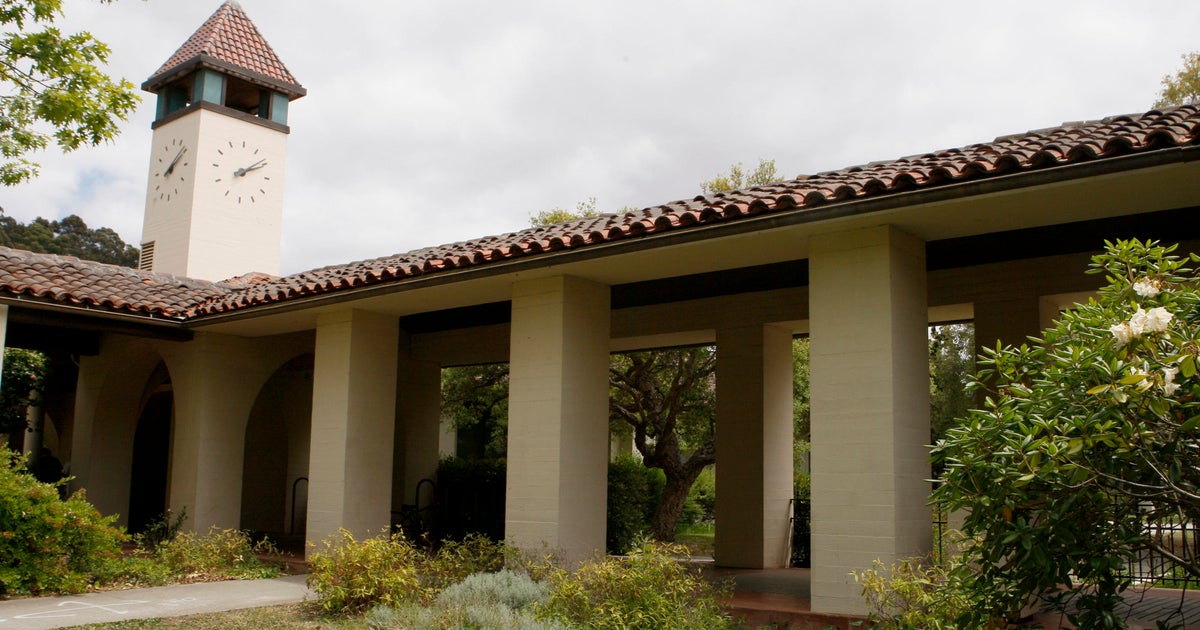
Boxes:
[240,353,313,542]
[127,362,174,534]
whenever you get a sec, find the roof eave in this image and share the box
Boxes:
[142,54,307,100]
[184,144,1200,327]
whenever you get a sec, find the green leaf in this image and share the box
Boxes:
[1086,384,1111,395]
[1181,355,1197,379]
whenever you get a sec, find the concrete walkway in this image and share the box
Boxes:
[0,575,311,629]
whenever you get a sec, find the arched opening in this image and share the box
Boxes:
[240,353,313,546]
[127,363,173,535]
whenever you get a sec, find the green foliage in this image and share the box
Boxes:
[606,455,664,554]
[1156,52,1200,108]
[852,551,971,630]
[420,534,507,593]
[0,212,140,267]
[154,526,283,582]
[699,158,783,195]
[932,239,1200,626]
[308,529,425,613]
[441,364,509,459]
[0,0,139,185]
[529,196,603,228]
[536,539,732,630]
[135,506,187,552]
[0,347,46,434]
[929,323,974,443]
[0,446,125,595]
[679,465,715,526]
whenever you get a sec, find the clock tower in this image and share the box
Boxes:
[139,1,305,281]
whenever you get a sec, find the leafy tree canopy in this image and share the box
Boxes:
[1156,52,1200,109]
[0,348,46,434]
[0,0,140,185]
[932,239,1200,627]
[0,210,138,267]
[699,158,781,195]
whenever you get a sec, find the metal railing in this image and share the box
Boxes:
[1122,519,1199,588]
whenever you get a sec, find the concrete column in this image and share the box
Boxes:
[307,309,399,549]
[506,276,610,563]
[809,225,931,615]
[0,304,7,389]
[392,331,442,516]
[714,322,795,568]
[164,333,280,531]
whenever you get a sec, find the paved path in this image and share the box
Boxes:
[0,575,311,629]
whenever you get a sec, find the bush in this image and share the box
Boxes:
[0,447,125,595]
[308,529,424,613]
[419,533,507,593]
[679,466,715,526]
[853,549,971,630]
[367,568,563,630]
[536,539,732,630]
[437,569,549,611]
[606,456,664,554]
[155,526,283,582]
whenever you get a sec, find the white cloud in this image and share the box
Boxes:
[2,0,1196,274]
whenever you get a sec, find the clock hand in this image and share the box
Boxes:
[234,159,267,177]
[163,147,186,176]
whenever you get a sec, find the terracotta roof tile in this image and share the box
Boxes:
[0,247,231,318]
[187,104,1200,318]
[5,105,1200,322]
[150,1,300,89]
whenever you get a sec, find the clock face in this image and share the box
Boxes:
[211,139,273,205]
[151,137,191,203]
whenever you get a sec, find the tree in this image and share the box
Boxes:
[529,197,601,228]
[0,210,139,267]
[0,348,46,435]
[608,347,716,540]
[932,239,1200,627]
[0,0,139,185]
[440,363,509,460]
[699,158,782,195]
[928,323,974,443]
[1156,52,1200,108]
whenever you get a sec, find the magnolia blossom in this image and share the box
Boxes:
[1110,321,1135,347]
[1133,278,1161,298]
[1162,366,1181,396]
[1128,308,1148,336]
[1143,307,1173,333]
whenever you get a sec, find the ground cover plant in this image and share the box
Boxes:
[931,239,1200,628]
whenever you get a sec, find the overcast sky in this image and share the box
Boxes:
[2,1,1198,275]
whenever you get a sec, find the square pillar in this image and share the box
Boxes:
[165,333,277,531]
[714,322,795,568]
[307,310,399,549]
[506,276,610,563]
[392,331,442,516]
[809,225,931,615]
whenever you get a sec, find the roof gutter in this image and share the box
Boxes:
[186,144,1200,327]
[0,294,191,334]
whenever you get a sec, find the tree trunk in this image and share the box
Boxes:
[650,466,703,541]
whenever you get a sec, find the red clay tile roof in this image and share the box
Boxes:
[148,1,301,92]
[186,104,1200,318]
[0,247,231,319]
[3,105,1200,323]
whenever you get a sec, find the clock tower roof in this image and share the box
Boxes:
[143,1,305,99]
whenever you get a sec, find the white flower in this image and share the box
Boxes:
[1143,307,1173,333]
[1163,366,1180,385]
[1128,308,1148,336]
[1110,322,1135,347]
[1164,382,1181,396]
[1133,278,1161,298]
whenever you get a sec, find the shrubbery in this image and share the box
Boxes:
[307,529,424,613]
[536,539,732,630]
[155,526,283,582]
[368,570,565,630]
[605,456,664,554]
[0,447,125,595]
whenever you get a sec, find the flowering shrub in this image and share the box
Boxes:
[932,239,1200,627]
